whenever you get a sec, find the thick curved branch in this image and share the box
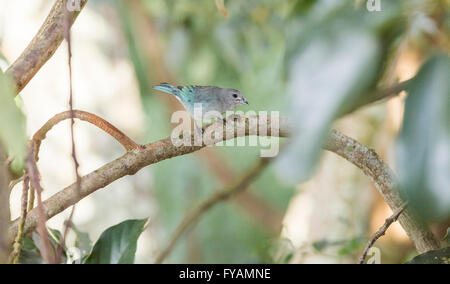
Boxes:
[8,115,287,241]
[6,0,88,93]
[8,115,439,254]
[324,130,440,253]
[32,110,140,161]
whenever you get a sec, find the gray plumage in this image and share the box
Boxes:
[153,83,248,118]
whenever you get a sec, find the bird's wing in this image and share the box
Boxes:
[179,85,199,104]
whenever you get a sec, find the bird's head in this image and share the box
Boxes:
[224,88,248,107]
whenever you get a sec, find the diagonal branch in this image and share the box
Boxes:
[358,203,407,264]
[324,130,440,253]
[6,0,88,93]
[8,115,440,254]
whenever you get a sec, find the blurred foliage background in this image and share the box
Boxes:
[0,0,449,263]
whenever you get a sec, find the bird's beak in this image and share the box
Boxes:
[242,99,249,105]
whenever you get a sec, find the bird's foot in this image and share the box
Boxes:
[223,114,241,124]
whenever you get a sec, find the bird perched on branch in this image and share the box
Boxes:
[153,83,248,132]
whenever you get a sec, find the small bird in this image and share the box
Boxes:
[153,83,248,132]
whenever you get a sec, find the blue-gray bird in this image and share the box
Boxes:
[153,83,248,131]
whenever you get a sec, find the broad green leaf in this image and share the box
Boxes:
[397,55,450,221]
[0,71,27,175]
[275,23,380,183]
[84,218,148,264]
[406,247,450,264]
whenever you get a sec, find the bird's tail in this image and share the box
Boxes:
[153,83,181,99]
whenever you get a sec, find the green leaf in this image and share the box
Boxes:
[47,228,62,244]
[312,240,329,252]
[19,236,43,264]
[406,247,450,264]
[0,71,27,175]
[84,218,148,264]
[397,54,450,221]
[72,224,93,257]
[276,23,380,182]
[337,238,364,256]
[21,236,37,251]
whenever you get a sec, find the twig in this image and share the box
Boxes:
[358,203,407,264]
[6,0,88,93]
[8,174,30,264]
[55,8,80,264]
[8,116,440,254]
[0,145,10,263]
[27,185,35,213]
[27,142,54,264]
[155,157,272,264]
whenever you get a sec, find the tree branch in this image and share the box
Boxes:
[27,142,55,263]
[8,174,29,264]
[2,0,437,262]
[8,115,439,254]
[125,0,283,235]
[358,203,407,264]
[56,11,80,263]
[324,130,440,253]
[32,110,140,161]
[6,0,88,93]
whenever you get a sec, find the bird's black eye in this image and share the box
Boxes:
[232,93,238,98]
